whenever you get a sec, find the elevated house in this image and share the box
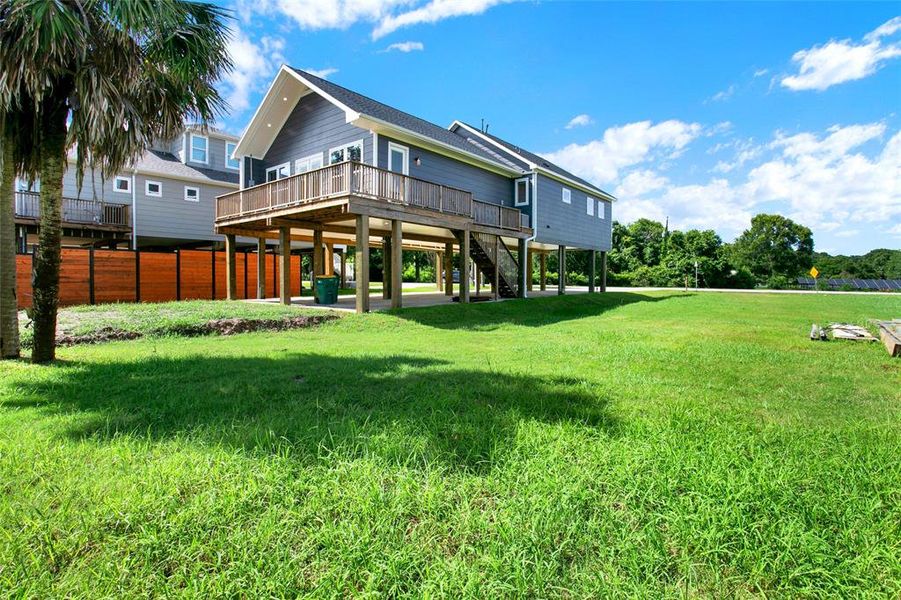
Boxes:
[217,66,615,312]
[14,126,240,251]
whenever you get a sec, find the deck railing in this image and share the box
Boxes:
[216,161,524,231]
[15,191,130,228]
[473,231,519,297]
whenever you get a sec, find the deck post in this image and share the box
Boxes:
[518,238,527,298]
[588,249,596,293]
[382,235,391,300]
[435,251,443,291]
[225,233,237,300]
[391,219,403,309]
[279,227,291,305]
[444,241,453,296]
[340,249,347,289]
[256,238,266,299]
[355,215,370,313]
[600,251,607,292]
[312,229,323,296]
[557,245,566,295]
[540,252,547,291]
[460,230,470,303]
[325,242,334,276]
[526,248,534,292]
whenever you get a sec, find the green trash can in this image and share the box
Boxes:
[314,276,339,304]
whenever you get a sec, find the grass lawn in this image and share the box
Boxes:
[1,292,899,597]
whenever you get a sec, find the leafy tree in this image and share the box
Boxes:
[0,0,232,362]
[730,214,813,284]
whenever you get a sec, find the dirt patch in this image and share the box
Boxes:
[53,315,338,347]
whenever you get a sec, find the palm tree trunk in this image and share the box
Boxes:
[30,106,67,364]
[0,129,19,359]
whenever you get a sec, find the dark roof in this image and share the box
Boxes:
[458,122,613,198]
[288,67,525,173]
[136,150,239,186]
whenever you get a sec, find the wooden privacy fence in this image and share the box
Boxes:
[14,247,306,310]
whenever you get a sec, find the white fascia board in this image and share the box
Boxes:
[357,115,523,178]
[451,120,616,202]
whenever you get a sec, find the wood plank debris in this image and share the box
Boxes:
[874,320,901,357]
[829,323,877,342]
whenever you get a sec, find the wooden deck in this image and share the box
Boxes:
[215,161,529,237]
[15,191,131,231]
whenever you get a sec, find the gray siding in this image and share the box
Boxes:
[377,135,514,207]
[535,174,611,251]
[184,132,239,174]
[61,166,234,245]
[261,93,372,177]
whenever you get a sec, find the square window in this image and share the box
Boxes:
[329,140,364,165]
[266,163,290,182]
[114,176,131,193]
[184,186,199,202]
[190,134,208,163]
[225,142,239,170]
[295,153,324,174]
[586,196,594,216]
[598,200,605,219]
[562,188,571,204]
[145,180,162,197]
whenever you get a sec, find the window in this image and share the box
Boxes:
[225,142,239,170]
[514,177,530,206]
[598,200,606,219]
[184,186,199,202]
[387,142,409,175]
[189,133,208,164]
[329,139,363,165]
[266,163,291,182]
[562,188,571,204]
[114,176,131,194]
[294,153,323,174]
[15,178,39,192]
[145,180,162,197]
[586,196,594,216]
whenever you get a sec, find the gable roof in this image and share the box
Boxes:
[451,121,616,201]
[285,67,525,174]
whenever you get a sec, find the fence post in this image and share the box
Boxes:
[89,246,95,305]
[244,250,249,299]
[175,249,181,301]
[135,249,141,302]
[211,248,216,300]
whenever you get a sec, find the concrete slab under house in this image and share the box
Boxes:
[218,66,616,313]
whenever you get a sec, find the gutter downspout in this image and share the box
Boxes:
[524,171,538,298]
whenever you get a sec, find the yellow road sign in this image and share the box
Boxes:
[810,267,819,278]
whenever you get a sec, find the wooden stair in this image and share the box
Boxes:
[454,231,519,299]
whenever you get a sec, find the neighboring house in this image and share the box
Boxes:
[13,126,240,252]
[216,66,615,312]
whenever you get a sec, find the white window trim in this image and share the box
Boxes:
[113,176,132,194]
[562,188,571,204]
[189,133,209,164]
[225,142,239,170]
[294,153,324,174]
[514,177,530,207]
[145,180,162,197]
[387,142,410,175]
[328,139,365,165]
[586,196,594,216]
[266,162,291,182]
[598,200,606,219]
[184,186,200,202]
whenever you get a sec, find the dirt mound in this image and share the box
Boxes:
[54,315,338,347]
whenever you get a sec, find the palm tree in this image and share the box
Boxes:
[0,0,232,362]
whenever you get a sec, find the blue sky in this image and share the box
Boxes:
[216,1,901,255]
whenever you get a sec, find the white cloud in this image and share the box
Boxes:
[220,28,284,115]
[564,114,593,129]
[384,41,425,52]
[753,68,769,78]
[781,17,901,91]
[708,84,736,103]
[372,0,512,39]
[304,67,339,79]
[542,119,704,184]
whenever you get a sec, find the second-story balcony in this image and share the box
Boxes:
[216,161,529,233]
[15,191,131,231]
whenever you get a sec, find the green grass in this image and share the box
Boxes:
[17,300,327,347]
[1,292,899,597]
